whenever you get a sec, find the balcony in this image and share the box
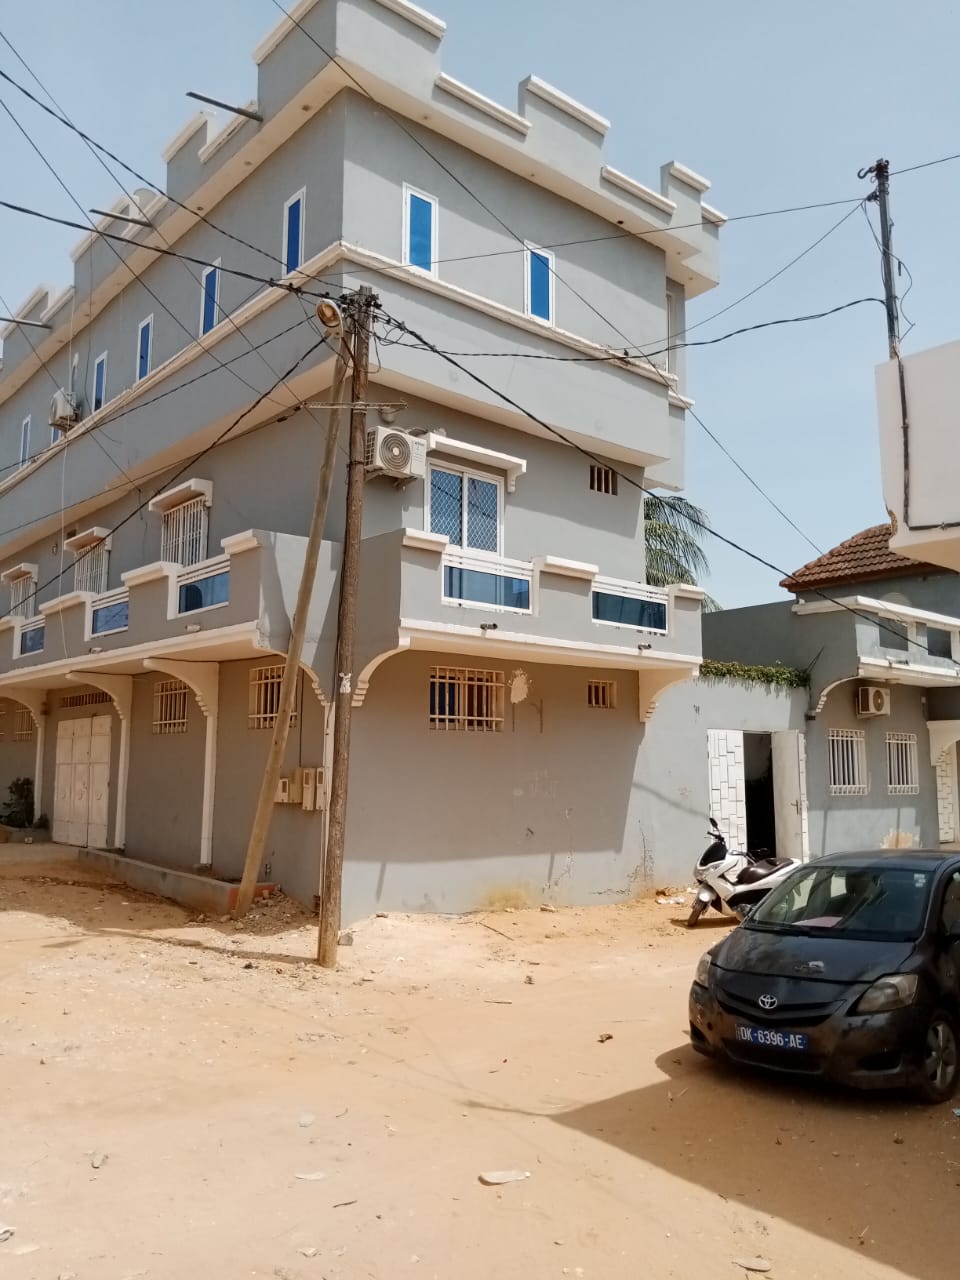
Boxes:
[877,340,960,571]
[354,529,703,717]
[0,530,340,687]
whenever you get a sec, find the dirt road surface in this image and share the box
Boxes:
[1,847,958,1280]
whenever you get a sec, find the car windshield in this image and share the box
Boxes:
[748,863,934,939]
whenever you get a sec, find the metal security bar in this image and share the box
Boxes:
[429,666,504,732]
[60,691,111,708]
[248,664,298,729]
[9,575,35,619]
[887,732,920,795]
[589,465,617,496]
[828,728,868,796]
[161,496,208,567]
[74,540,109,594]
[587,679,617,709]
[13,708,33,742]
[153,679,189,735]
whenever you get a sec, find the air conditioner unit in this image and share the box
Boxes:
[49,389,79,429]
[364,427,427,480]
[857,686,891,717]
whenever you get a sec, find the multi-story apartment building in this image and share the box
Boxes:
[0,0,722,916]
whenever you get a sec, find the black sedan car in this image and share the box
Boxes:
[689,851,960,1103]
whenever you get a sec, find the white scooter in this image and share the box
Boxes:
[687,817,801,928]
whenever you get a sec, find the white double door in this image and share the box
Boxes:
[53,715,111,848]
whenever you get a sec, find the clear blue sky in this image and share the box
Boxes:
[1,0,958,606]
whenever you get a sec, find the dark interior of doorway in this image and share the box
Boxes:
[744,732,776,855]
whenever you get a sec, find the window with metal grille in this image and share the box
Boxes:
[429,666,504,732]
[589,465,617,496]
[587,680,617,709]
[153,679,189,735]
[161,496,208,567]
[13,708,33,742]
[429,465,501,553]
[887,732,919,795]
[73,540,109,595]
[60,691,111,709]
[9,575,35,619]
[828,729,868,796]
[0,707,6,741]
[248,665,298,730]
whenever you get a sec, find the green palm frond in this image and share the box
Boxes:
[644,494,719,610]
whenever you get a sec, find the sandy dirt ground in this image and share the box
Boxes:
[1,847,959,1280]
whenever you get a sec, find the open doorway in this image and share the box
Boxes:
[744,732,775,855]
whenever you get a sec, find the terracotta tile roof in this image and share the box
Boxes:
[781,523,943,592]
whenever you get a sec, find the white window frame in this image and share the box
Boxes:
[19,416,30,468]
[282,189,305,276]
[152,679,189,735]
[8,573,36,619]
[248,664,298,730]
[591,575,670,636]
[199,260,221,336]
[426,463,504,557]
[92,351,108,411]
[136,315,153,383]
[429,665,504,733]
[402,183,438,276]
[828,728,869,796]
[886,732,920,796]
[524,241,555,325]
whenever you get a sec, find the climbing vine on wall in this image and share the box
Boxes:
[698,659,809,689]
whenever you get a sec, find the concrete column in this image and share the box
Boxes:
[7,689,48,821]
[144,659,219,867]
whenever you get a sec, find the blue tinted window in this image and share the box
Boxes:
[408,192,434,272]
[201,266,219,335]
[179,571,229,614]
[285,196,302,274]
[93,354,107,411]
[528,249,552,321]
[430,468,463,543]
[137,319,151,381]
[592,591,667,632]
[92,599,129,635]
[20,624,44,655]
[19,418,30,466]
[444,566,529,611]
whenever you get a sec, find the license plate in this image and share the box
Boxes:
[735,1025,809,1051]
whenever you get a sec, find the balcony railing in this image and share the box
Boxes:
[441,550,533,613]
[91,588,130,637]
[177,556,230,616]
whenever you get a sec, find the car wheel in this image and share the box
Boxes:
[686,899,708,928]
[916,1010,960,1104]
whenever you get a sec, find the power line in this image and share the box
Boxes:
[7,331,335,621]
[0,52,300,278]
[0,95,291,420]
[374,302,947,660]
[0,197,337,301]
[891,151,960,176]
[0,309,315,496]
[376,296,884,365]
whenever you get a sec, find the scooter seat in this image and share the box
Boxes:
[736,861,782,885]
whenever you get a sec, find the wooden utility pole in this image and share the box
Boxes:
[233,309,352,918]
[317,286,375,967]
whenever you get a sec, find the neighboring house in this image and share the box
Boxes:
[701,524,960,862]
[0,0,723,917]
